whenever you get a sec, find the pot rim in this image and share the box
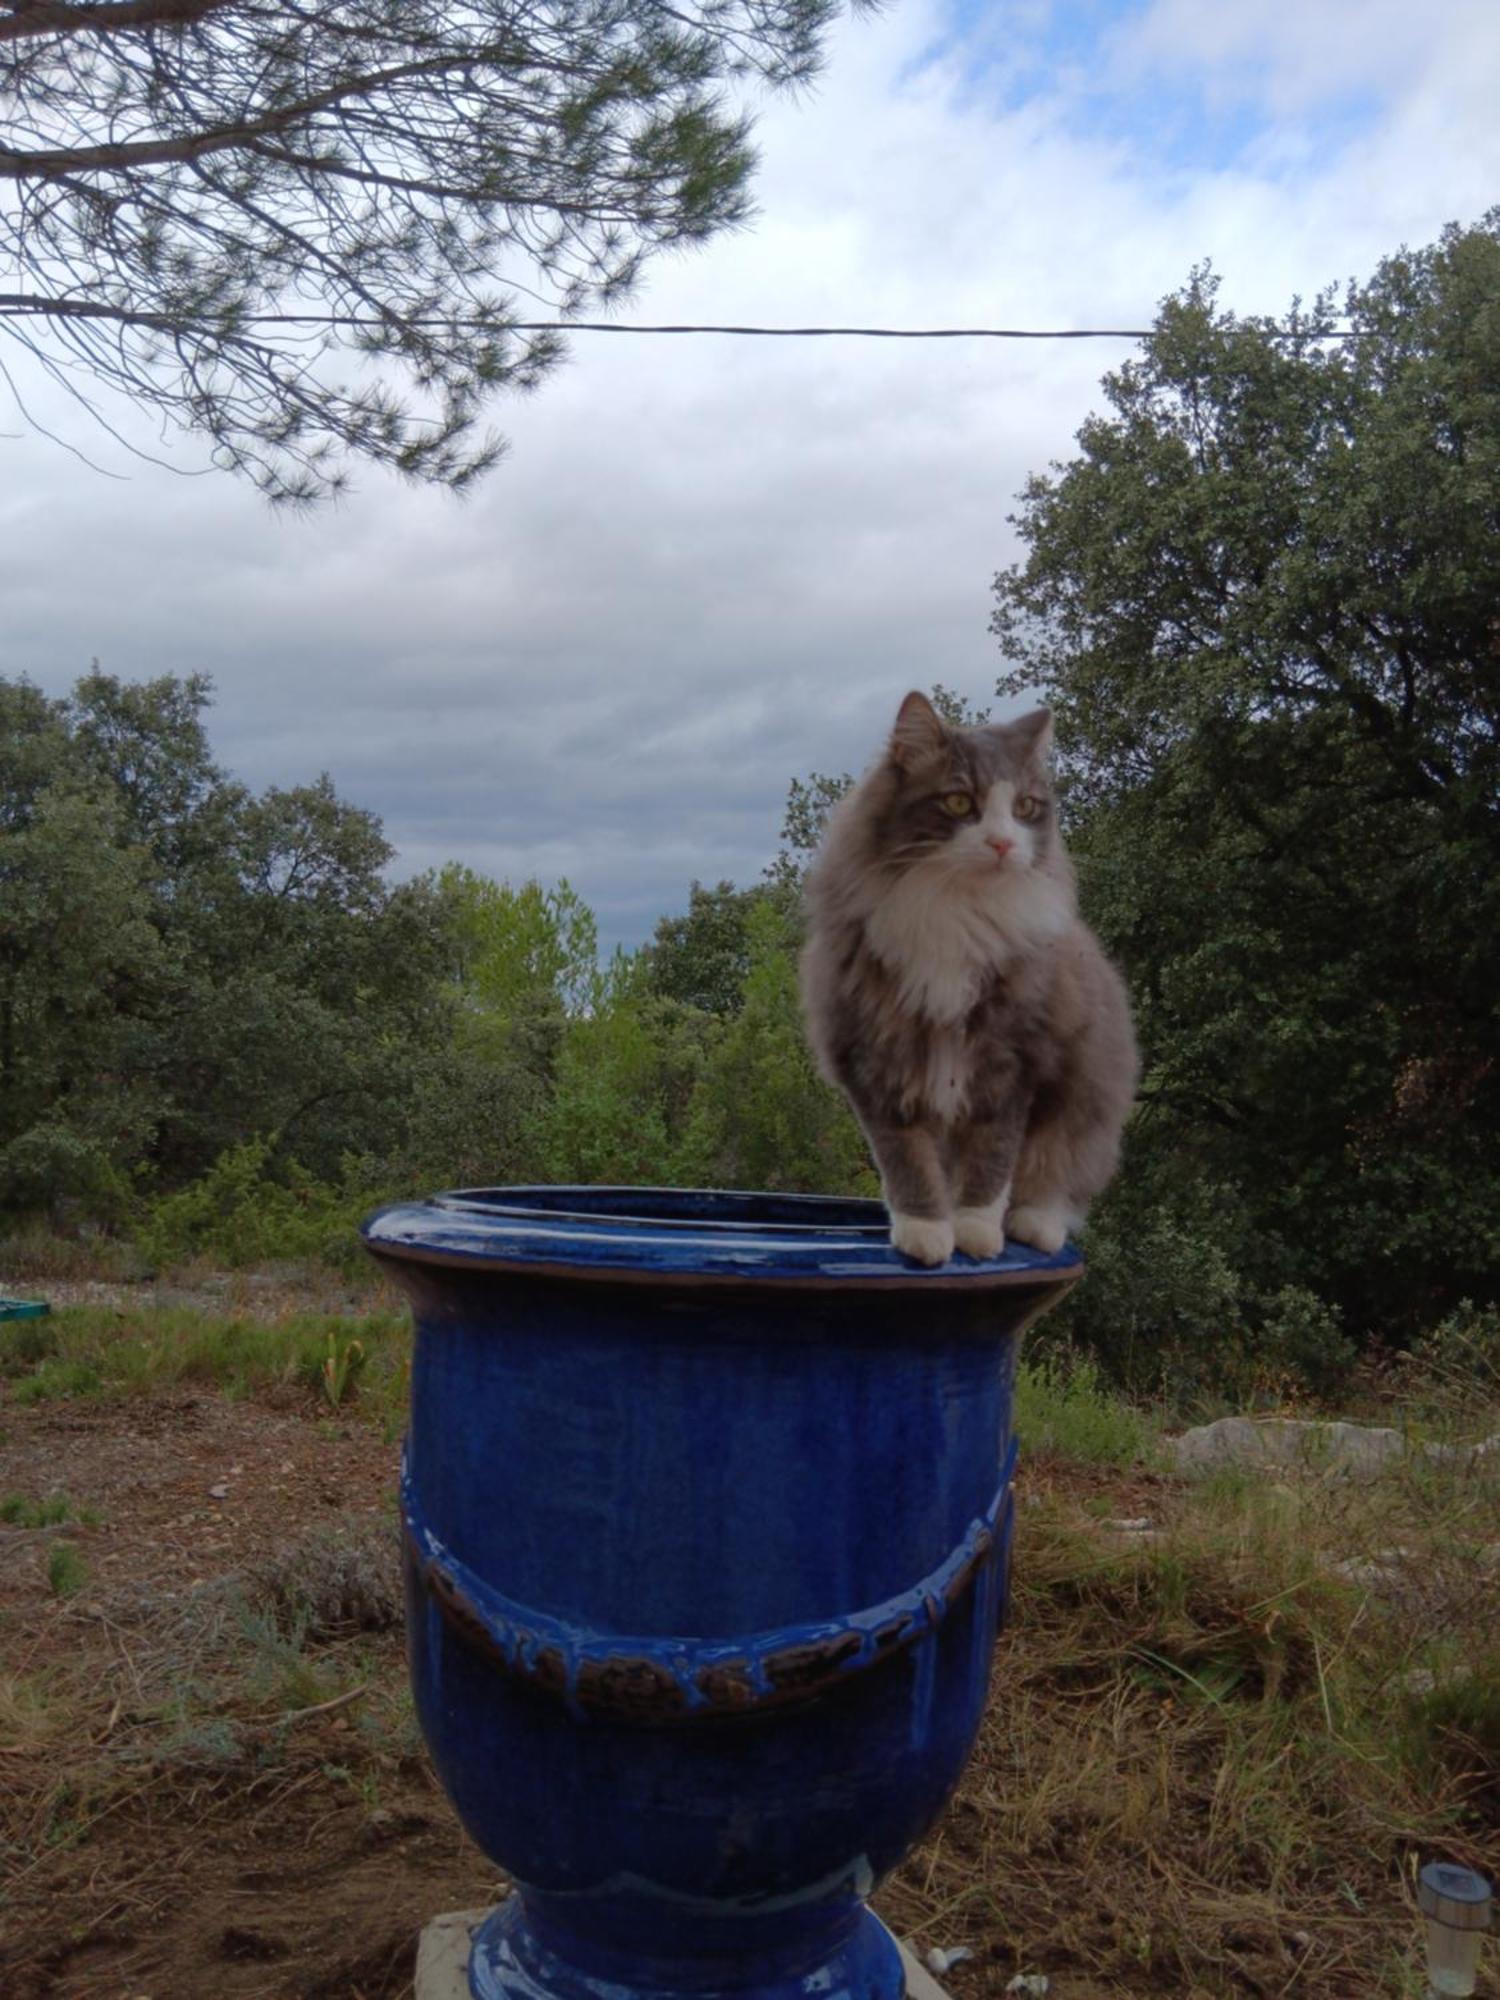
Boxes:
[361,1185,1085,1292]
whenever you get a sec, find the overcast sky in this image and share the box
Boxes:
[5,0,1499,951]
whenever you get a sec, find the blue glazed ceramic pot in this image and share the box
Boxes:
[361,1189,1081,2000]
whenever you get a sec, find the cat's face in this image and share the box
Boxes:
[879,693,1057,884]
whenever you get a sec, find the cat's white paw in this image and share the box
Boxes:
[1006,1202,1069,1254]
[889,1212,956,1266]
[953,1202,1007,1260]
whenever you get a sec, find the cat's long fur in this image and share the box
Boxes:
[801,691,1137,1265]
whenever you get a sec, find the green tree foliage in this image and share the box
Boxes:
[0,781,162,1213]
[767,770,854,896]
[436,865,600,1038]
[0,0,856,500]
[0,671,466,1212]
[643,879,788,1015]
[541,958,716,1186]
[133,1136,374,1273]
[678,901,872,1193]
[992,214,1500,1365]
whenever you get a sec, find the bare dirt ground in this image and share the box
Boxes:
[0,1388,499,2000]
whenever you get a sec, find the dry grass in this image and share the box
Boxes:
[0,1533,424,1874]
[0,1225,148,1284]
[0,1673,82,1758]
[882,1439,1500,1997]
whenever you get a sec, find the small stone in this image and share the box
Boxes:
[208,1482,230,1500]
[926,1947,975,1974]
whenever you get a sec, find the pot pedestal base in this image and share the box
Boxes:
[415,1908,956,2000]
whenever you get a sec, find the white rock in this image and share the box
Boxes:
[925,1947,974,1975]
[1165,1418,1500,1481]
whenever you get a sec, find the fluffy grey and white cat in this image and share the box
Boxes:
[801,691,1137,1266]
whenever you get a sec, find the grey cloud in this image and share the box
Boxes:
[5,0,1500,954]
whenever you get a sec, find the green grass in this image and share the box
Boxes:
[10,1359,105,1404]
[46,1543,89,1598]
[1014,1347,1157,1466]
[0,1315,58,1374]
[1,1491,99,1528]
[0,1303,409,1427]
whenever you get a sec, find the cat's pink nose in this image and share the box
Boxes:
[987,838,1014,859]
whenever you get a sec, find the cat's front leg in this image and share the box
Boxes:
[862,1119,954,1266]
[949,1112,1026,1260]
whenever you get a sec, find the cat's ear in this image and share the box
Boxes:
[890,690,946,766]
[1006,707,1054,763]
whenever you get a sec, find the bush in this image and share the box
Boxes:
[1254,1285,1356,1395]
[134,1137,380,1272]
[0,1122,132,1223]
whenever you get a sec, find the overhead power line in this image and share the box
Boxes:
[0,300,1368,341]
[520,321,1161,338]
[467,319,1363,341]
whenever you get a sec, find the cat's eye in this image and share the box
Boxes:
[939,792,974,817]
[1014,794,1044,822]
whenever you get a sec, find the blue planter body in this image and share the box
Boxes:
[361,1189,1081,2000]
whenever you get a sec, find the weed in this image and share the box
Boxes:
[0,1673,78,1753]
[236,1601,342,1713]
[47,1542,89,1597]
[143,1715,247,1774]
[10,1358,105,1404]
[318,1327,367,1408]
[0,1315,58,1374]
[1395,1649,1500,1822]
[250,1523,401,1641]
[1014,1347,1155,1466]
[0,1224,145,1283]
[0,1490,98,1527]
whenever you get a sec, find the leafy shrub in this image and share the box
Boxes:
[0,1123,132,1222]
[1253,1285,1356,1395]
[134,1137,379,1272]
